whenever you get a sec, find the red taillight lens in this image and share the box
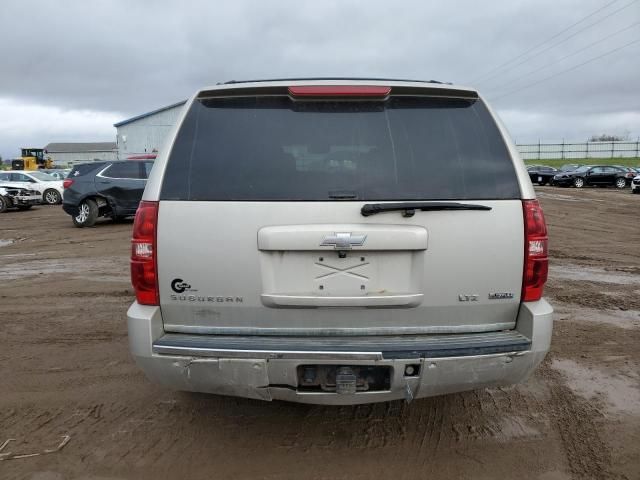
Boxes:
[63,179,74,189]
[131,201,159,305]
[288,85,391,97]
[522,200,548,302]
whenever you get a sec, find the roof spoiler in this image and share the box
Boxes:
[197,84,478,100]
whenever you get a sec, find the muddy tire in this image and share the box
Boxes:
[0,195,8,213]
[573,177,585,188]
[73,199,98,227]
[43,189,62,205]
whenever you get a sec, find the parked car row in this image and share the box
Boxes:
[0,160,156,223]
[527,164,640,191]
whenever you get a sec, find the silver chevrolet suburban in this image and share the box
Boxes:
[127,78,552,405]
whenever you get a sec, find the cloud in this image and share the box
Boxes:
[0,98,121,159]
[498,108,640,143]
[0,0,638,158]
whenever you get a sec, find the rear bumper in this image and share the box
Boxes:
[13,194,41,206]
[127,300,553,405]
[62,203,77,216]
[552,178,572,186]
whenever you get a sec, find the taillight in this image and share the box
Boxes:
[131,201,159,305]
[63,179,74,189]
[522,200,548,302]
[288,85,391,98]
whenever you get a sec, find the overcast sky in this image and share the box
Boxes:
[0,0,638,159]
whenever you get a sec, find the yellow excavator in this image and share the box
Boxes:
[11,148,53,170]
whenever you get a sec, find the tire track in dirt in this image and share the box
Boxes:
[540,361,612,480]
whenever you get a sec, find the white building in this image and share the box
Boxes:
[114,101,186,159]
[44,142,118,166]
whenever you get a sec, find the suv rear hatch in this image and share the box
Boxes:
[155,83,524,336]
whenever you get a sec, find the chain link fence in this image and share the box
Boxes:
[516,140,640,160]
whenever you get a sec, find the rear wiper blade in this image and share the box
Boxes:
[361,201,492,217]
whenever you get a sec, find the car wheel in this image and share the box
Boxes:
[573,177,585,188]
[72,199,98,227]
[0,196,7,213]
[615,178,626,189]
[43,189,61,205]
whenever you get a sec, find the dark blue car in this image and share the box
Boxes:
[62,160,154,227]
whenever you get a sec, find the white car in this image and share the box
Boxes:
[0,170,64,204]
[632,174,640,194]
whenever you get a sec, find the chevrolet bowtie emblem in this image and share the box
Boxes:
[320,232,367,249]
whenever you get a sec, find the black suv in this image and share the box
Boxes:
[62,160,154,227]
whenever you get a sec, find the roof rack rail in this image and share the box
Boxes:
[218,77,451,86]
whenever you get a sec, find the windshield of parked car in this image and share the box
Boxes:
[162,95,520,201]
[573,166,590,173]
[28,172,58,181]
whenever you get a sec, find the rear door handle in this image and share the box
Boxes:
[261,293,424,308]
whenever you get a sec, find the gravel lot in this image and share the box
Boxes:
[1,187,639,480]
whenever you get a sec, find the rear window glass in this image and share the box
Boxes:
[102,162,143,179]
[143,161,154,179]
[161,95,519,201]
[70,163,105,177]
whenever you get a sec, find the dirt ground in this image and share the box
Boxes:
[1,187,639,480]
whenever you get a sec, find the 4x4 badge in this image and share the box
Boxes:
[320,232,367,250]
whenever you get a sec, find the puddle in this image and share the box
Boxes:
[552,358,640,415]
[0,256,127,281]
[536,191,605,202]
[72,274,129,283]
[0,259,74,279]
[0,239,14,247]
[553,303,640,329]
[536,191,581,202]
[549,264,640,285]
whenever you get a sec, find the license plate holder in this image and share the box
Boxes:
[296,365,392,393]
[335,367,358,395]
